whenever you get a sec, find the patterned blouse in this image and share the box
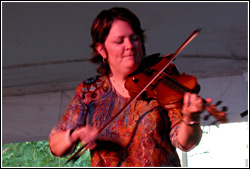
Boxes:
[50,73,194,167]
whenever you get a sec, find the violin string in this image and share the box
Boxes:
[158,72,222,115]
[159,72,192,94]
[159,75,225,121]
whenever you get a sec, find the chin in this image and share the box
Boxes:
[123,58,142,73]
[124,64,139,75]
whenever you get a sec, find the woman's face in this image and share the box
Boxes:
[97,19,144,77]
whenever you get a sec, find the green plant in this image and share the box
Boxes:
[2,140,91,167]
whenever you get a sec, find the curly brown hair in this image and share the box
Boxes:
[89,7,146,75]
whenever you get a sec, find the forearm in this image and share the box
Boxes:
[177,118,202,151]
[49,129,77,157]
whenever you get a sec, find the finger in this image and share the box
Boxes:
[189,93,200,101]
[84,141,97,150]
[206,98,213,104]
[190,98,203,112]
[183,92,191,107]
[88,142,97,150]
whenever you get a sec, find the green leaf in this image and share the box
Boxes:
[2,140,91,167]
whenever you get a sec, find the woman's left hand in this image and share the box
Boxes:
[181,92,212,122]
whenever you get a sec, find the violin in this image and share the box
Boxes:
[125,53,200,110]
[125,53,227,123]
[65,29,227,164]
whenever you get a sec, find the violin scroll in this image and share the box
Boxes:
[203,100,228,124]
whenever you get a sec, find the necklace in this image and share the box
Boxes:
[110,77,130,97]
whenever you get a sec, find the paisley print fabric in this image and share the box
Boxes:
[50,75,193,167]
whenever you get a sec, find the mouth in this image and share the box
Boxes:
[123,53,136,58]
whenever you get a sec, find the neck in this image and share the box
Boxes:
[109,74,130,98]
[110,75,126,85]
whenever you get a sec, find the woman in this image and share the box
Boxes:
[49,7,211,167]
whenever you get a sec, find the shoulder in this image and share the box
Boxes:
[76,75,111,103]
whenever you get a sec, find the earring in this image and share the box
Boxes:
[103,58,107,64]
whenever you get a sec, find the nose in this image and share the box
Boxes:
[125,38,134,50]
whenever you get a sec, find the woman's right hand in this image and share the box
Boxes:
[71,125,98,150]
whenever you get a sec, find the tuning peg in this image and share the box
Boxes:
[215,100,222,106]
[222,106,228,112]
[203,114,211,121]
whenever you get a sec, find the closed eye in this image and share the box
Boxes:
[130,34,139,42]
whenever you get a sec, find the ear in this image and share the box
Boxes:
[95,43,107,59]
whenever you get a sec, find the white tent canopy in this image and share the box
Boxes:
[2,2,248,144]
